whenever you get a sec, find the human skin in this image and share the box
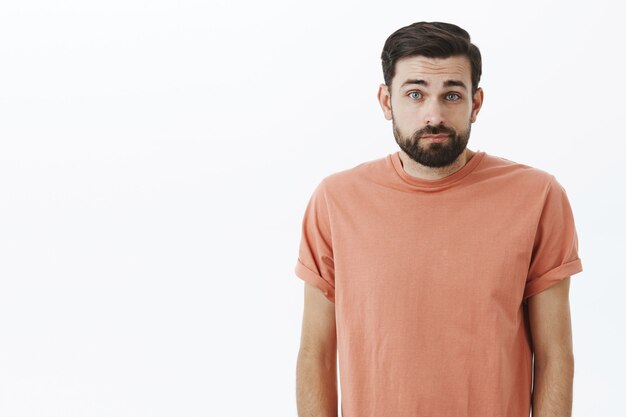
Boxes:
[376,54,484,180]
[296,282,338,417]
[296,53,576,415]
[528,277,575,417]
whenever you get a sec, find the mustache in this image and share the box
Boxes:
[412,125,456,139]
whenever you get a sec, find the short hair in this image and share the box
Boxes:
[381,21,482,97]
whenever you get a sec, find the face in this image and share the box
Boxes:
[377,55,483,168]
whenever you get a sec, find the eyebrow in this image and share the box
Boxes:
[400,79,468,91]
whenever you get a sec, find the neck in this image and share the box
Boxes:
[398,148,476,181]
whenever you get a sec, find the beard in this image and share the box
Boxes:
[392,116,472,168]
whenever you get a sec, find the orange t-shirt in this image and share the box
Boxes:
[295,150,583,417]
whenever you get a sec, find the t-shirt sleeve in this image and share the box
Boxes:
[524,175,583,301]
[294,179,336,303]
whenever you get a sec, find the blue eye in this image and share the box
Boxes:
[408,91,422,100]
[446,93,461,101]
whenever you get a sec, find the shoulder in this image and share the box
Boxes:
[318,153,390,194]
[480,152,556,193]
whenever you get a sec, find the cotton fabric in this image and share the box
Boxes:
[294,149,583,417]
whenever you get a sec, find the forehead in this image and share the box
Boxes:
[393,55,471,89]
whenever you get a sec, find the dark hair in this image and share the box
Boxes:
[381,21,482,97]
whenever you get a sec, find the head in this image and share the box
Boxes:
[377,22,484,167]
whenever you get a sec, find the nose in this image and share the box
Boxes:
[423,99,446,127]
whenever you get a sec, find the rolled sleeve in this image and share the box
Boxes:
[294,179,335,303]
[524,175,583,301]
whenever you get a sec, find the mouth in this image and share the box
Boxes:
[422,134,449,142]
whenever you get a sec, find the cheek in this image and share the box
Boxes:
[392,114,413,134]
[394,114,421,134]
[393,103,421,123]
[451,108,473,124]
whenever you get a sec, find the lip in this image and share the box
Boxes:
[422,134,449,139]
[422,134,449,142]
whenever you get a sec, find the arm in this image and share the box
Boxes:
[527,276,574,417]
[296,282,338,417]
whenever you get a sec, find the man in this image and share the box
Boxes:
[294,21,583,417]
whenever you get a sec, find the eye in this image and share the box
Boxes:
[446,93,461,101]
[408,91,422,100]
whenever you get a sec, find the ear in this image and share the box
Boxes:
[377,83,393,120]
[470,87,484,123]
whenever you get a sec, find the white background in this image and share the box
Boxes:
[0,0,623,416]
